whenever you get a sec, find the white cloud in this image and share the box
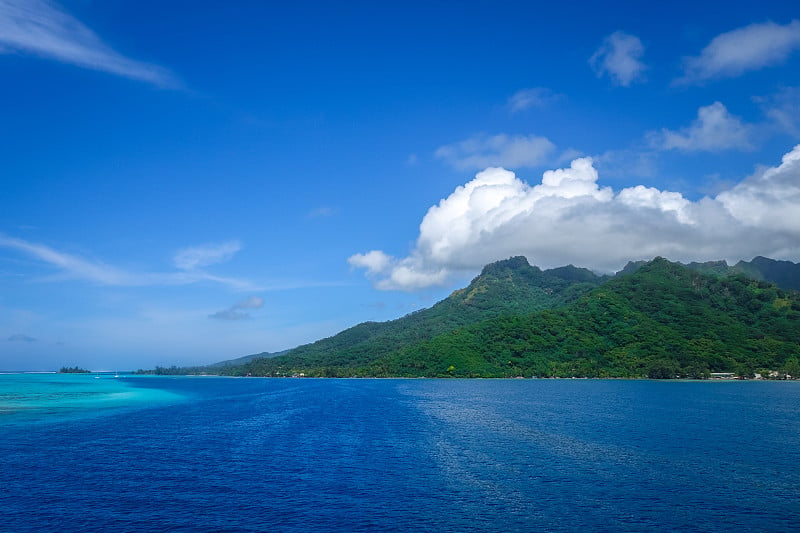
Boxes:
[350,146,800,290]
[348,250,392,275]
[677,20,800,85]
[174,241,241,271]
[0,235,254,289]
[507,87,562,112]
[0,234,132,284]
[651,102,753,152]
[589,31,646,87]
[717,146,800,233]
[348,250,447,291]
[375,262,449,292]
[0,0,177,87]
[617,186,693,224]
[435,133,556,170]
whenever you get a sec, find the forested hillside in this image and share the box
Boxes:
[227,258,800,378]
[139,256,800,379]
[369,258,800,378]
[235,257,605,374]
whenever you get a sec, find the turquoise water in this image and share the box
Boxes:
[0,373,186,425]
[1,376,799,531]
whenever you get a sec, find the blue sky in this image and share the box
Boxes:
[2,1,800,370]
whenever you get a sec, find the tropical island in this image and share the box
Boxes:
[138,256,800,380]
[58,366,91,374]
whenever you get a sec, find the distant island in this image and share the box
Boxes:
[138,256,800,380]
[59,366,91,374]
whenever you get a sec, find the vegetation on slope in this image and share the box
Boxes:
[233,258,800,378]
[58,366,90,373]
[391,259,800,378]
[139,255,800,379]
[230,257,604,375]
[732,256,800,291]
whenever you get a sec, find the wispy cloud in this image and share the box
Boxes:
[594,148,658,180]
[758,86,800,137]
[649,102,753,152]
[0,0,178,87]
[676,20,800,85]
[589,31,647,87]
[435,133,556,170]
[209,296,264,321]
[0,234,133,284]
[173,241,241,271]
[0,234,255,289]
[506,87,562,112]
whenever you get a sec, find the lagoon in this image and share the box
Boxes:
[1,375,799,531]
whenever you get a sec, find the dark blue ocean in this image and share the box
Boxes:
[1,375,799,532]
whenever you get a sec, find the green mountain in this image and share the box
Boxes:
[227,257,800,379]
[207,349,289,368]
[732,256,800,291]
[376,258,800,378]
[236,256,606,376]
[620,256,800,290]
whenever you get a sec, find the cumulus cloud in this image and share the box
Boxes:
[348,250,447,291]
[350,146,800,290]
[716,147,800,233]
[589,31,646,86]
[435,134,556,170]
[650,102,753,152]
[507,87,562,112]
[348,250,392,275]
[677,20,800,85]
[8,333,36,342]
[616,186,693,224]
[0,0,178,87]
[209,295,265,320]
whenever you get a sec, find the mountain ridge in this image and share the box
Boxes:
[138,255,800,378]
[617,256,800,288]
[375,257,800,378]
[237,256,608,373]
